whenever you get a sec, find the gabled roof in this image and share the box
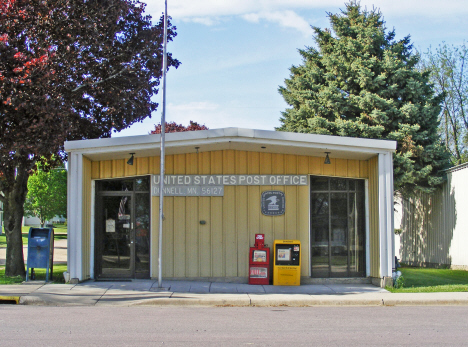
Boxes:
[64,127,397,162]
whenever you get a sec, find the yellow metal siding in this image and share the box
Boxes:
[297,156,310,275]
[199,152,211,277]
[151,196,160,276]
[211,151,224,277]
[223,150,237,277]
[89,151,375,279]
[81,157,92,279]
[235,151,248,277]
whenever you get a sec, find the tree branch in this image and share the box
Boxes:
[71,67,132,92]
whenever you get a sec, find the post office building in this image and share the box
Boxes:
[65,128,396,287]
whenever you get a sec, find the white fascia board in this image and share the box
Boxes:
[64,127,397,155]
[445,161,468,173]
[67,136,394,163]
[252,129,397,151]
[226,137,393,155]
[64,133,160,151]
[64,128,223,151]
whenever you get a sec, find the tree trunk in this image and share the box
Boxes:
[3,167,29,278]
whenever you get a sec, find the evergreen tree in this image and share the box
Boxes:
[278,2,449,196]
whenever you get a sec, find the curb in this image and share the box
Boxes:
[0,295,21,304]
[12,292,468,307]
[17,298,468,307]
[131,297,468,307]
[116,294,468,307]
[381,298,468,306]
[19,296,53,305]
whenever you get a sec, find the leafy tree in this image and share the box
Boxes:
[278,1,449,197]
[150,121,209,134]
[24,165,67,227]
[0,0,180,277]
[421,43,468,165]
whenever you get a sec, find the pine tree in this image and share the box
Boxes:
[278,2,449,196]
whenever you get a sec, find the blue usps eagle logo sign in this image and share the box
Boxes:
[261,191,285,216]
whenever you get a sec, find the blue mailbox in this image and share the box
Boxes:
[26,227,54,282]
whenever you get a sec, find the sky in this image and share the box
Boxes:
[114,0,468,137]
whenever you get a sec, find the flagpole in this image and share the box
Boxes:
[158,0,168,289]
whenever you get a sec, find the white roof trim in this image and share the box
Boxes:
[445,162,468,173]
[64,127,396,161]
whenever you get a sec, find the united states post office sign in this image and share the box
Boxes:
[151,175,307,197]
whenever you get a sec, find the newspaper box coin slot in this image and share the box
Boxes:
[248,234,270,285]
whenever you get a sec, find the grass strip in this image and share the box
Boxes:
[388,267,468,293]
[0,264,67,284]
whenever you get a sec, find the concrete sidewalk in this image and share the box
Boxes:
[1,279,468,307]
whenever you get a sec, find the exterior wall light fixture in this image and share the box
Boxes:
[324,152,331,165]
[127,153,135,166]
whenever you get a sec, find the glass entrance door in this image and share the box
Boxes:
[310,177,366,278]
[99,195,133,278]
[134,191,150,277]
[95,177,150,279]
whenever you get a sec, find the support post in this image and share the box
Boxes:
[378,152,394,282]
[158,0,168,289]
[68,152,83,282]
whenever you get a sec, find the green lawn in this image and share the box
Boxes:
[388,267,468,293]
[0,264,67,284]
[1,225,68,284]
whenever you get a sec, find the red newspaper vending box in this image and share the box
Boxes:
[249,234,270,285]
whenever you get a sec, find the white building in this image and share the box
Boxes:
[396,163,468,269]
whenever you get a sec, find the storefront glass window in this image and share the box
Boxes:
[135,177,150,191]
[330,178,347,191]
[310,176,366,278]
[99,179,134,192]
[310,176,328,191]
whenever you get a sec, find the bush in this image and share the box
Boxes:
[394,275,405,289]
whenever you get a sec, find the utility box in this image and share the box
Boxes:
[273,240,301,286]
[248,234,270,285]
[26,227,54,282]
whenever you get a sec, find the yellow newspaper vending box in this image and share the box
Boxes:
[273,240,301,286]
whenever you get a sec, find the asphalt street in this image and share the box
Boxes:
[1,306,467,346]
